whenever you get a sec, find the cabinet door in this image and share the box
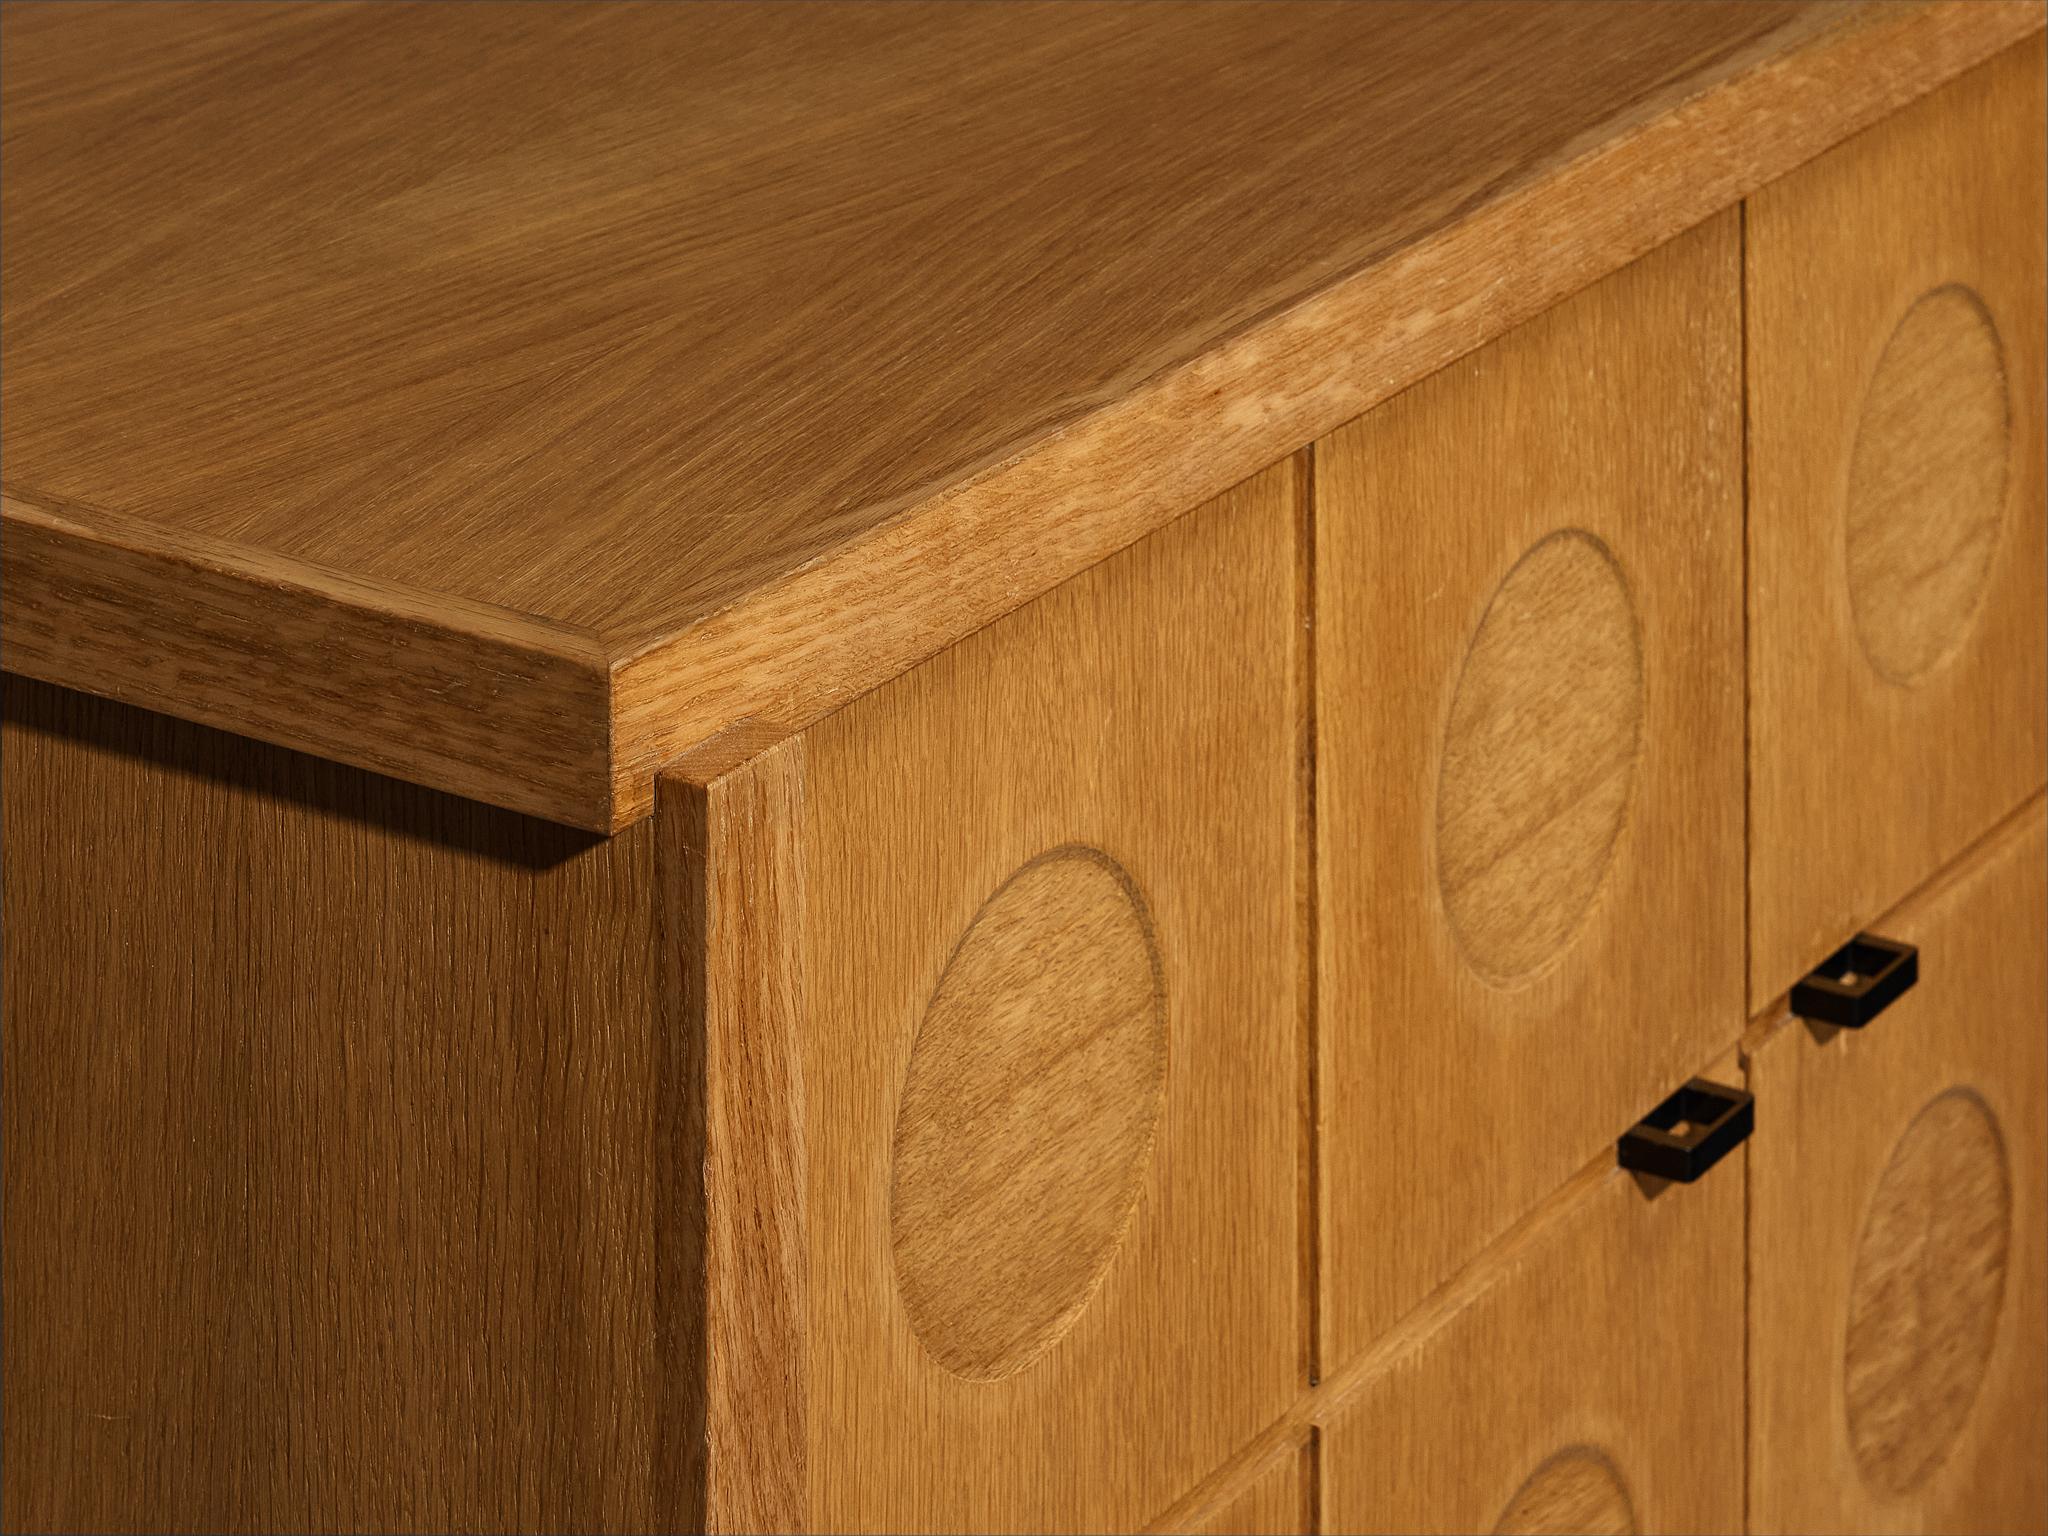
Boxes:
[1749,797,2047,1533]
[709,462,1307,1533]
[1320,1119,1745,1535]
[1747,36,2047,1010]
[1315,209,1744,1367]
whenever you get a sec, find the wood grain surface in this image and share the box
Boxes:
[794,462,1303,1531]
[1318,1126,1745,1536]
[1316,212,1745,1371]
[2,459,1303,1531]
[1843,285,2013,685]
[1490,1447,1638,1536]
[1187,1438,1313,1536]
[3,1,2038,828]
[887,846,1169,1383]
[1842,1090,2012,1497]
[0,488,613,826]
[1433,529,1643,984]
[1746,36,2048,1010]
[0,675,690,1533]
[1747,794,2047,1533]
[657,732,811,1535]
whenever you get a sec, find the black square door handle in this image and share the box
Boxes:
[1618,1077,1753,1184]
[1791,933,1917,1028]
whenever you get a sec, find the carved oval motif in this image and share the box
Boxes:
[1844,1087,2011,1495]
[1437,530,1643,984]
[1845,285,2010,684]
[890,846,1166,1380]
[1494,1445,1637,1536]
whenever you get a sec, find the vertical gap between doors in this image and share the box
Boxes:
[1296,443,1323,1395]
[1737,192,1755,1536]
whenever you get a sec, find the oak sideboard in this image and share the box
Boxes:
[3,4,2043,1532]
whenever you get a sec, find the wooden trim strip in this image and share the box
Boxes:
[0,489,615,828]
[657,731,811,1533]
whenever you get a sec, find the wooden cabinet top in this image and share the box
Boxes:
[3,0,2037,830]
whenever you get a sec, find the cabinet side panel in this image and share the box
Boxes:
[0,675,679,1532]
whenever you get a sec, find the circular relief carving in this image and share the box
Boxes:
[1844,1087,2011,1495]
[1846,285,2011,684]
[889,845,1167,1380]
[1436,529,1643,984]
[1494,1445,1637,1535]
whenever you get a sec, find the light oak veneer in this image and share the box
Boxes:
[1492,1447,1638,1536]
[0,674,682,1533]
[1842,1088,2011,1497]
[1746,32,2047,1009]
[4,9,2045,1534]
[1434,528,1643,985]
[1843,285,2012,686]
[889,845,1169,1382]
[1317,209,1744,1368]
[1318,1104,1745,1536]
[3,0,2040,829]
[1747,796,2047,1533]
